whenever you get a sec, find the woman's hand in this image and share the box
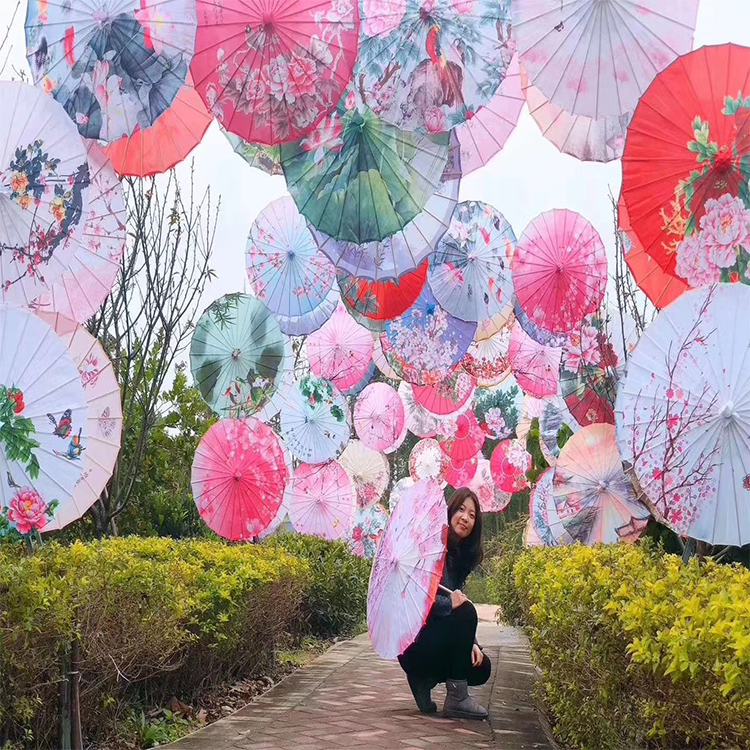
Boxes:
[472,644,483,667]
[450,589,469,609]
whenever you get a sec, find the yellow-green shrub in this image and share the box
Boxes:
[511,544,750,749]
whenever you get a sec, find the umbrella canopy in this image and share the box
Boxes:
[469,456,511,513]
[349,502,389,558]
[445,454,479,488]
[621,44,750,287]
[192,417,290,540]
[384,406,408,455]
[398,381,445,438]
[259,484,294,539]
[222,125,282,176]
[190,293,288,418]
[339,440,390,509]
[28,142,125,323]
[523,517,543,547]
[354,0,513,133]
[247,196,339,336]
[386,476,414,513]
[474,376,523,440]
[428,200,515,324]
[554,423,649,545]
[367,479,448,659]
[279,374,350,463]
[530,467,573,547]
[460,313,512,387]
[513,0,698,120]
[517,394,576,467]
[512,209,607,335]
[412,369,476,416]
[191,0,359,145]
[343,361,377,396]
[438,411,485,462]
[490,439,531,494]
[34,312,122,532]
[509,321,561,398]
[513,301,568,348]
[0,306,88,535]
[288,461,355,540]
[372,333,402,380]
[354,383,405,452]
[616,283,750,546]
[409,438,449,484]
[26,0,196,141]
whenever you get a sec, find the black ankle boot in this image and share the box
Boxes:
[406,673,437,714]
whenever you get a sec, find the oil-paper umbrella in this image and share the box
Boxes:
[412,369,476,416]
[461,313,512,387]
[344,361,377,397]
[350,502,389,559]
[512,210,607,335]
[474,376,523,440]
[428,201,516,324]
[279,374,350,464]
[34,312,122,532]
[0,306,87,536]
[523,517,543,547]
[354,383,405,452]
[513,302,567,348]
[247,197,339,337]
[513,0,699,120]
[445,454,479,488]
[288,461,355,541]
[530,468,574,547]
[553,423,649,545]
[25,0,197,141]
[190,294,288,418]
[409,438,449,484]
[367,479,448,659]
[398,382,444,439]
[339,440,389,509]
[517,395,576,467]
[469,457,511,513]
[509,321,561,398]
[438,412,485,462]
[192,417,290,540]
[490,439,531,494]
[0,82,91,307]
[386,477,414,513]
[222,127,282,176]
[192,0,358,145]
[621,44,750,288]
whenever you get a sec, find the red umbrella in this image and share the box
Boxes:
[438,412,485,463]
[411,369,476,416]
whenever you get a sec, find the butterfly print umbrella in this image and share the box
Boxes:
[354,383,405,453]
[339,440,389,509]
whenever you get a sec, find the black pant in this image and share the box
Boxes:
[398,602,491,685]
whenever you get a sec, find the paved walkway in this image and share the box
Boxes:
[169,605,552,750]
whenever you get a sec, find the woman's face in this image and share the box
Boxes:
[451,497,477,540]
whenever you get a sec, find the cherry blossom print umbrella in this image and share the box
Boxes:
[428,200,515,324]
[190,294,288,418]
[0,82,91,307]
[553,423,649,546]
[191,417,290,541]
[349,502,389,558]
[354,0,513,134]
[490,439,531,494]
[306,302,373,392]
[513,301,568,348]
[398,382,444,438]
[621,44,750,289]
[474,376,523,440]
[509,321,561,398]
[615,283,750,546]
[409,438,449,484]
[0,306,87,536]
[279,374,350,464]
[460,313,512,387]
[381,286,477,386]
[437,411,484,462]
[288,461,356,540]
[354,383,405,452]
[34,312,122,532]
[412,369,475,416]
[445,453,479,488]
[339,440,390,509]
[512,209,608,335]
[192,0,358,145]
[222,126,282,176]
[512,0,698,120]
[246,196,339,337]
[367,479,448,659]
[386,476,414,513]
[384,409,409,455]
[372,334,402,380]
[344,361,377,397]
[26,0,197,141]
[469,456,511,513]
[27,142,125,323]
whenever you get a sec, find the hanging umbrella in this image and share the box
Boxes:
[490,439,531,494]
[460,313,513,387]
[445,454,479,488]
[412,369,476,416]
[529,468,573,547]
[409,438,449,484]
[438,411,485,462]
[190,294,288,418]
[28,142,125,323]
[354,0,513,133]
[512,209,607,335]
[428,200,515,323]
[221,126,282,176]
[26,0,197,141]
[339,440,390,509]
[469,456,511,513]
[474,376,523,440]
[615,283,750,546]
[0,306,88,536]
[509,321,561,398]
[513,0,699,120]
[367,479,448,659]
[288,461,356,541]
[384,407,408,455]
[34,312,122,532]
[344,361,377,397]
[621,44,750,288]
[517,395,576,467]
[192,417,290,540]
[247,196,339,337]
[386,476,414,513]
[259,483,294,539]
[0,82,91,307]
[523,517,543,547]
[354,383,405,452]
[307,303,373,392]
[513,301,568,348]
[381,286,477,386]
[349,502,389,558]
[553,423,649,545]
[279,374,350,463]
[398,382,444,438]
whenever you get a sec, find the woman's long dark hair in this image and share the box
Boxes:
[445,487,484,583]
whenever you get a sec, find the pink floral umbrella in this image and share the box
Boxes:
[384,407,408,455]
[386,476,414,513]
[338,440,390,509]
[446,454,480,488]
[490,439,531,494]
[461,313,513,387]
[509,321,561,398]
[409,438,449,485]
[191,418,290,541]
[398,382,444,438]
[512,209,607,335]
[469,457,511,513]
[372,333,402,380]
[288,461,356,540]
[307,303,373,392]
[412,369,476,416]
[353,383,405,452]
[191,0,359,145]
[438,412,485,462]
[367,479,448,659]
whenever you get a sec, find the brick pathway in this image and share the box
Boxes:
[168,605,551,750]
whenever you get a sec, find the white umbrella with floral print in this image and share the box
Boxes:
[339,440,390,510]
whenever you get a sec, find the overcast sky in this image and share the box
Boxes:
[3,1,750,311]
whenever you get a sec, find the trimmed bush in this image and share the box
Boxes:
[511,544,750,749]
[484,517,526,624]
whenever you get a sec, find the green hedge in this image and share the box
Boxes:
[509,544,750,749]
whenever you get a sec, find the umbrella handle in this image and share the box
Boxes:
[438,584,453,594]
